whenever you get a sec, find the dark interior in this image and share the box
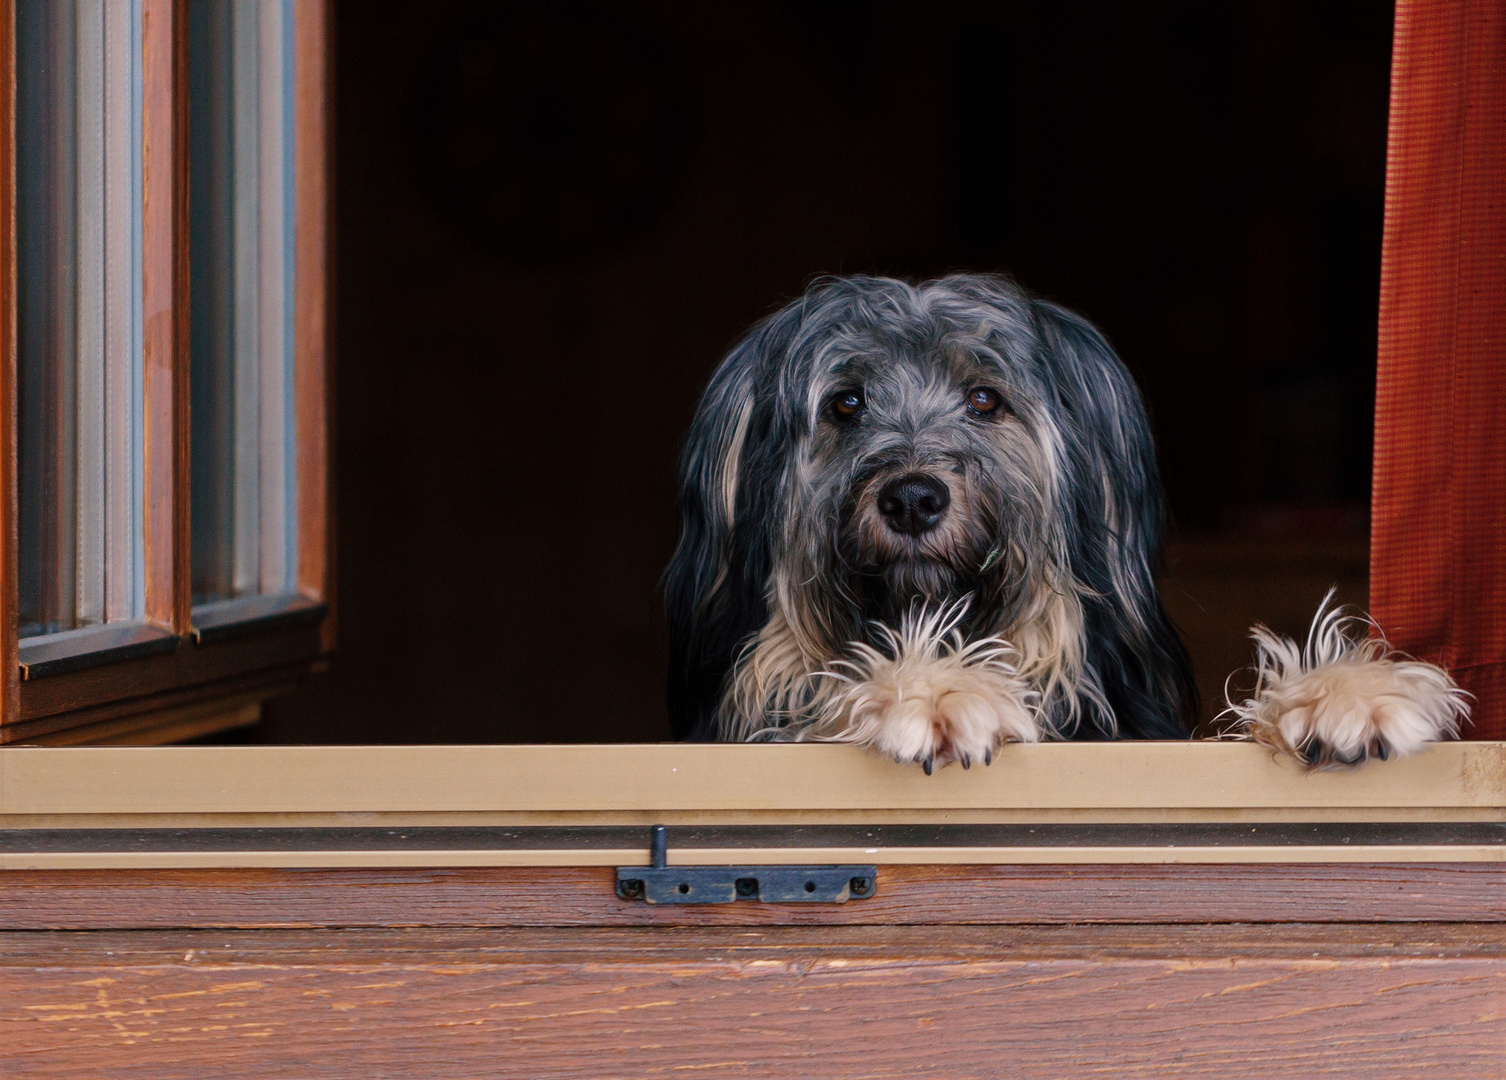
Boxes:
[247,0,1392,744]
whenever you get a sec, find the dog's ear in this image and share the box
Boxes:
[663,313,795,740]
[1032,300,1199,738]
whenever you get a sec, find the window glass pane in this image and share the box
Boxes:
[16,0,143,638]
[189,0,296,606]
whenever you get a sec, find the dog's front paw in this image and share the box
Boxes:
[1226,597,1469,769]
[820,607,1040,772]
[860,676,1037,773]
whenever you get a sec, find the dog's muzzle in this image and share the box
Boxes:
[876,473,950,536]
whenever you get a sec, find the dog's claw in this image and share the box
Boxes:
[922,755,934,776]
[960,754,970,770]
[984,748,992,766]
[1375,742,1389,762]
[1299,741,1321,767]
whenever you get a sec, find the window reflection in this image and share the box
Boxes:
[16,0,142,638]
[189,0,297,605]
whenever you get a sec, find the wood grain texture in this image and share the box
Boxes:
[1,925,1503,1079]
[140,0,190,635]
[6,741,1500,812]
[18,698,261,746]
[2,863,1502,929]
[4,666,304,744]
[293,0,333,649]
[0,0,18,729]
[8,621,325,734]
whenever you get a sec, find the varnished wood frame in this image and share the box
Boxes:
[0,0,17,730]
[5,867,1503,928]
[293,0,331,645]
[2,924,1502,1079]
[0,0,333,743]
[141,0,189,635]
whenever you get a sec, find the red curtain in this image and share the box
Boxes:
[1373,0,1506,738]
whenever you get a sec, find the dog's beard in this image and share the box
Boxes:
[836,537,1004,647]
[855,557,966,625]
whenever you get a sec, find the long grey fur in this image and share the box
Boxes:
[664,274,1197,746]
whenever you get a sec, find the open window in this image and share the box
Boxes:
[2,12,1502,1077]
[0,1,1500,848]
[3,0,329,746]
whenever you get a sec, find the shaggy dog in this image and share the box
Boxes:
[664,274,1467,771]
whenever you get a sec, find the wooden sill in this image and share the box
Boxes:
[4,619,326,743]
[1,743,1500,867]
[190,593,328,644]
[11,699,264,747]
[18,624,180,679]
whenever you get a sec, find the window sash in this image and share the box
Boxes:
[0,0,332,742]
[15,0,144,638]
[189,0,297,605]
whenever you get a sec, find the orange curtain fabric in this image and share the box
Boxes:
[1373,0,1506,738]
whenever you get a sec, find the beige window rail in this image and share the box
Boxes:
[2,741,1502,869]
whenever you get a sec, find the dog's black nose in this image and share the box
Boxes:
[877,474,950,536]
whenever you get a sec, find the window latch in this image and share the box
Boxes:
[615,825,877,905]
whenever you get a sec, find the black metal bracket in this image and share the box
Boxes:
[615,825,878,905]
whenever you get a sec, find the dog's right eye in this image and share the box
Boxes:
[831,389,865,419]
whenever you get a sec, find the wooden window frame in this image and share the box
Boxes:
[1,742,1503,871]
[1,5,1503,1073]
[0,0,333,747]
[0,0,1496,856]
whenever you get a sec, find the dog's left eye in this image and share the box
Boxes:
[831,389,865,418]
[966,387,1003,415]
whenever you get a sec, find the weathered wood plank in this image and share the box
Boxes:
[2,926,1503,1079]
[2,863,1502,929]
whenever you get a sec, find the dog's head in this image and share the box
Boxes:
[665,274,1194,741]
[795,298,1061,630]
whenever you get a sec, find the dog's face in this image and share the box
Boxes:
[798,338,1060,634]
[665,274,1196,742]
